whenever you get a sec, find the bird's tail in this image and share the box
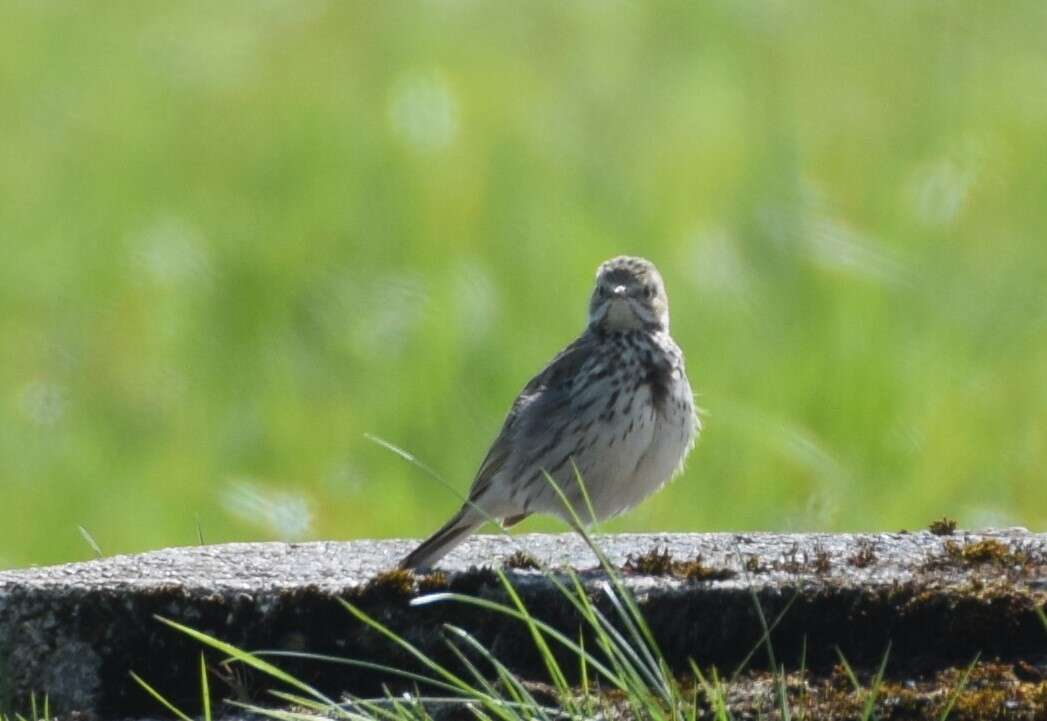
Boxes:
[399,506,483,570]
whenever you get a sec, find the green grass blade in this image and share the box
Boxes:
[747,583,776,671]
[440,636,519,721]
[728,592,799,681]
[557,566,675,716]
[227,699,348,721]
[266,689,331,711]
[859,642,891,721]
[77,526,103,559]
[795,636,808,721]
[588,592,666,702]
[547,468,674,694]
[569,458,600,529]
[267,690,389,721]
[578,631,595,720]
[129,671,195,721]
[776,666,792,721]
[530,565,647,698]
[442,636,534,721]
[255,650,464,697]
[937,653,979,721]
[440,580,665,721]
[410,592,623,689]
[155,616,340,708]
[690,662,731,721]
[364,434,506,535]
[540,469,670,681]
[443,625,551,721]
[199,653,211,721]
[728,544,803,682]
[597,578,671,700]
[833,647,861,694]
[339,598,491,701]
[494,567,570,696]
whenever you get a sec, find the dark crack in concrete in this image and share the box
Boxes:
[1,531,1045,719]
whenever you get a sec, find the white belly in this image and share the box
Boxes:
[538,378,697,523]
[577,389,658,520]
[608,379,697,519]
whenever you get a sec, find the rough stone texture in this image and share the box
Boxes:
[1,531,1045,719]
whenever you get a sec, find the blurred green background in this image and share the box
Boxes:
[3,2,1046,570]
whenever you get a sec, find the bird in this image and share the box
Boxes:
[400,256,699,570]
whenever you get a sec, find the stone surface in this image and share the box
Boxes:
[1,531,1046,719]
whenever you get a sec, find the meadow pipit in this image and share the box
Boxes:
[401,256,699,569]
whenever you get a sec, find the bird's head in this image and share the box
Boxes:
[588,256,669,332]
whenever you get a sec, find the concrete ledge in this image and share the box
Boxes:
[2,531,1046,719]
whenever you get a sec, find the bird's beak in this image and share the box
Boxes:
[612,285,627,297]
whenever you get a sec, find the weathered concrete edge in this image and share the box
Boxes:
[2,531,1046,719]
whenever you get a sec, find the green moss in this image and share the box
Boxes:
[503,551,541,570]
[623,548,736,582]
[742,547,833,575]
[929,517,958,536]
[679,560,736,582]
[677,662,1047,720]
[415,570,449,594]
[359,569,416,600]
[743,555,767,574]
[942,663,1047,721]
[624,547,676,575]
[847,539,877,569]
[951,539,1013,564]
[811,545,832,574]
[926,538,1045,572]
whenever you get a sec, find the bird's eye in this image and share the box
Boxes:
[597,286,607,297]
[643,286,653,298]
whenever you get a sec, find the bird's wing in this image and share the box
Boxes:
[467,332,594,503]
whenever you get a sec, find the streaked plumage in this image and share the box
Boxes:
[400,256,699,570]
